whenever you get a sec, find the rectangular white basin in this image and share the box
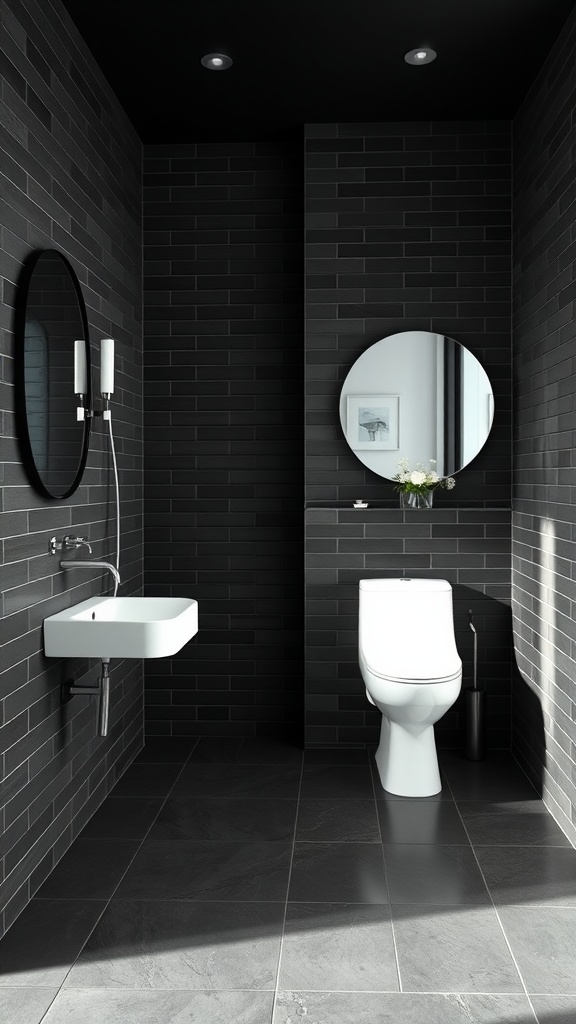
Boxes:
[44,596,198,659]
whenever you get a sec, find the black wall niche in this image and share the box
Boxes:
[512,5,576,845]
[304,121,513,748]
[0,0,143,938]
[143,139,304,740]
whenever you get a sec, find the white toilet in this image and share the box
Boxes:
[359,578,462,797]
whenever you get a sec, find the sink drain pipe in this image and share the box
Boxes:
[68,658,111,737]
[464,611,484,761]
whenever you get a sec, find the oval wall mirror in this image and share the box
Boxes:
[339,330,494,480]
[15,250,91,499]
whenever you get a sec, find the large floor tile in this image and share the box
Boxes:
[0,989,58,1023]
[384,844,490,905]
[80,797,163,840]
[300,765,374,800]
[391,904,523,992]
[111,763,182,798]
[440,753,538,802]
[377,800,470,844]
[0,900,105,987]
[134,738,198,763]
[149,796,297,841]
[498,907,576,994]
[278,902,398,991]
[187,737,245,763]
[65,899,283,989]
[116,839,292,901]
[274,992,534,1023]
[459,800,571,847]
[304,748,371,765]
[171,763,301,799]
[475,846,576,907]
[531,995,576,1023]
[35,840,139,900]
[236,738,303,764]
[289,843,388,903]
[44,989,273,1024]
[296,799,380,843]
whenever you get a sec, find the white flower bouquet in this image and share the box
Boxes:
[392,458,455,507]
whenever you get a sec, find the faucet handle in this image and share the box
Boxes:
[63,535,93,553]
[50,535,93,555]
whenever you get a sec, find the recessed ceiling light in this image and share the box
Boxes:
[201,52,233,70]
[404,47,437,65]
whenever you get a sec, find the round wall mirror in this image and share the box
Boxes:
[15,250,91,499]
[339,330,494,480]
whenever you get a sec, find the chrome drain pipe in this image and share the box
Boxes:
[68,658,111,737]
[98,660,111,737]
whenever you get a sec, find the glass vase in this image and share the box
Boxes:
[400,488,434,510]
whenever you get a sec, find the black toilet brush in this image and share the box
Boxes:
[464,609,485,761]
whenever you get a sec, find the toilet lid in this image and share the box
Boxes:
[359,586,462,681]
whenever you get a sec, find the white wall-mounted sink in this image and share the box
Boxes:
[44,596,198,659]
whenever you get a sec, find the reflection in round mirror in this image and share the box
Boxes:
[15,250,91,499]
[339,331,494,480]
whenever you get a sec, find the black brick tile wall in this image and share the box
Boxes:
[142,140,304,740]
[304,122,513,748]
[512,7,576,845]
[305,121,512,509]
[306,508,512,748]
[0,0,143,937]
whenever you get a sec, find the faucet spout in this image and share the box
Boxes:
[60,560,121,595]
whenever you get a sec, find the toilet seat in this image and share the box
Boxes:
[364,664,462,686]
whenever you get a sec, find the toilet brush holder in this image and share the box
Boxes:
[465,687,485,761]
[465,610,485,761]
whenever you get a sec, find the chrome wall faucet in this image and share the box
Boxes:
[59,559,121,595]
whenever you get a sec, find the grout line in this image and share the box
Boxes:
[369,753,404,995]
[271,748,305,1017]
[445,771,539,1024]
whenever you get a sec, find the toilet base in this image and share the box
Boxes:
[374,716,442,797]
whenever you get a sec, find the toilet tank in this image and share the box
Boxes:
[359,578,461,681]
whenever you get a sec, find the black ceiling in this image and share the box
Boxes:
[61,0,576,142]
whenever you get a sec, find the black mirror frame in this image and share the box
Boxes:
[14,249,92,500]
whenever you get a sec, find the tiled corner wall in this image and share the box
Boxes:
[512,6,576,844]
[304,121,513,747]
[142,139,304,740]
[0,0,143,937]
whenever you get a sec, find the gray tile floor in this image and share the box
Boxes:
[1,739,576,1023]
